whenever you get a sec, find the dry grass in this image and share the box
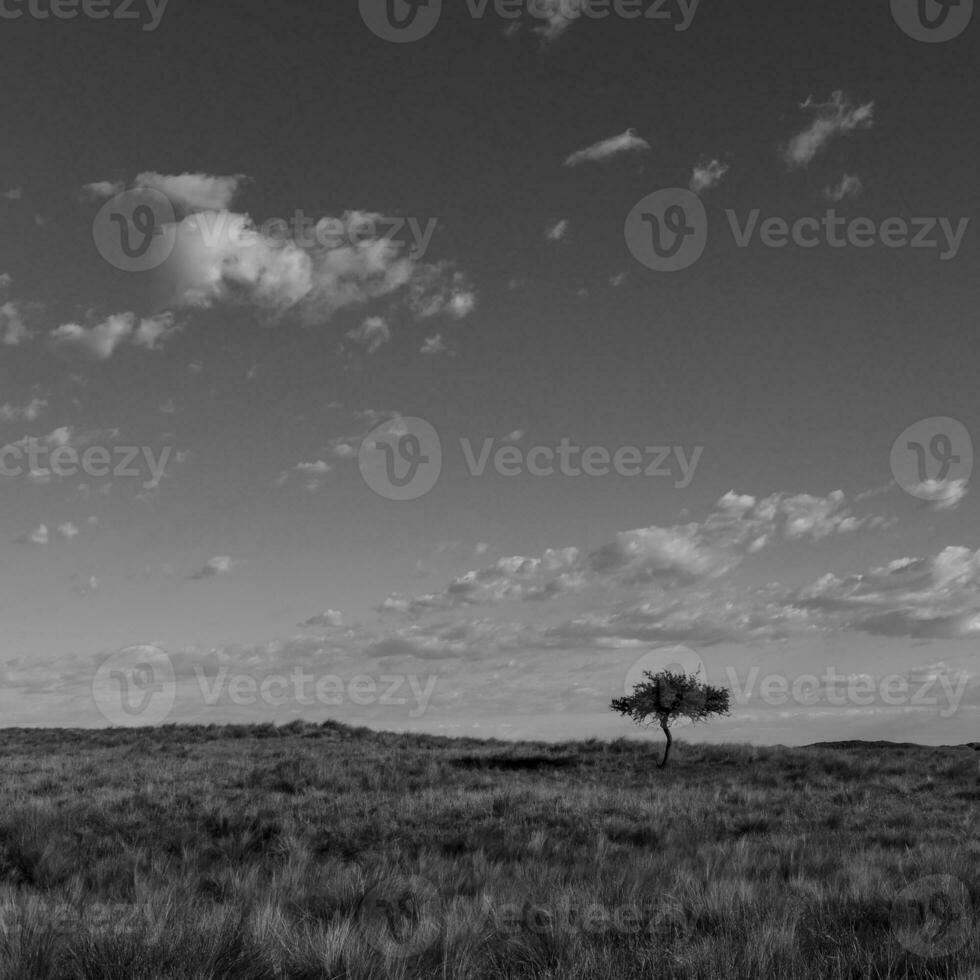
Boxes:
[0,722,977,978]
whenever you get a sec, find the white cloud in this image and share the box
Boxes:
[347,316,391,354]
[82,180,125,200]
[689,158,729,194]
[420,334,447,355]
[0,277,37,347]
[796,546,980,639]
[49,312,178,361]
[783,91,874,169]
[132,172,247,213]
[545,218,570,242]
[564,129,651,167]
[824,174,864,202]
[18,524,49,545]
[301,609,344,628]
[0,397,47,423]
[192,556,235,579]
[533,8,576,42]
[378,487,893,617]
[912,478,968,511]
[407,264,477,320]
[164,211,474,326]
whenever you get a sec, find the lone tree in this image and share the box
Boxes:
[611,669,731,768]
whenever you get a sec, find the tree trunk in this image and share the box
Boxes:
[658,721,672,768]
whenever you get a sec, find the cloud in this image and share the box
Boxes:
[545,218,570,243]
[0,397,47,423]
[689,158,729,194]
[378,488,893,617]
[294,460,333,475]
[563,129,651,167]
[420,334,447,355]
[910,478,968,511]
[301,610,345,628]
[783,91,874,169]
[406,264,477,320]
[533,9,576,43]
[132,172,247,213]
[57,522,80,540]
[0,276,37,347]
[164,210,475,325]
[346,316,391,354]
[49,312,179,361]
[17,524,49,545]
[192,556,235,579]
[2,188,22,201]
[795,546,980,639]
[81,180,125,200]
[824,174,864,201]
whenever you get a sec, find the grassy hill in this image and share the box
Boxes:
[0,722,977,979]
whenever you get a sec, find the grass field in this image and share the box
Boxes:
[0,722,977,979]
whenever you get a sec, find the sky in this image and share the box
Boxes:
[0,0,978,744]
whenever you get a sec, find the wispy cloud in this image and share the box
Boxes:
[689,158,729,194]
[564,129,650,167]
[783,91,874,169]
